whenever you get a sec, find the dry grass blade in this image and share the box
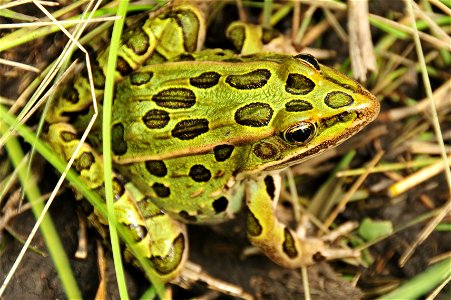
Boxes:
[347,0,377,81]
[0,58,40,72]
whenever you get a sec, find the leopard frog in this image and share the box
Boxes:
[45,5,380,282]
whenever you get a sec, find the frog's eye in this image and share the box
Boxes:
[284,122,317,145]
[294,53,321,72]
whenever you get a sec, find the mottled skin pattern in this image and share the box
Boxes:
[45,5,379,281]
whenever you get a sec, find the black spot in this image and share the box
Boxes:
[149,234,185,275]
[112,178,125,201]
[123,26,149,56]
[338,111,354,122]
[60,131,77,142]
[74,152,95,172]
[145,51,167,65]
[282,228,298,258]
[213,144,234,162]
[226,69,271,89]
[92,64,106,89]
[264,176,276,200]
[253,142,279,160]
[172,8,200,52]
[130,71,153,85]
[227,24,245,52]
[152,88,196,109]
[152,183,170,198]
[111,123,128,155]
[62,86,79,104]
[142,109,170,129]
[189,165,211,182]
[324,91,354,108]
[247,209,262,236]
[294,53,321,71]
[179,211,197,222]
[190,72,221,89]
[235,102,273,127]
[212,197,228,213]
[177,53,195,61]
[116,56,133,76]
[128,224,148,241]
[285,73,315,95]
[145,160,167,177]
[172,119,209,140]
[285,99,313,112]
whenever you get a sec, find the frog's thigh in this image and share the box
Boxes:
[46,123,187,281]
[117,184,189,282]
[245,174,324,268]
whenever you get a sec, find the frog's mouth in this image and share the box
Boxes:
[264,101,380,172]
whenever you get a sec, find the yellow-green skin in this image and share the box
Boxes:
[45,5,380,281]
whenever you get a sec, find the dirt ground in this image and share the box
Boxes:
[1,1,450,299]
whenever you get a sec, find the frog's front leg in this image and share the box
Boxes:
[245,174,354,268]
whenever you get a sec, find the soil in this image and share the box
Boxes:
[1,1,450,299]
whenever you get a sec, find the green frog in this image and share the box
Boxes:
[45,4,380,282]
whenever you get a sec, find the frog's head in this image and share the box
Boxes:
[243,54,380,173]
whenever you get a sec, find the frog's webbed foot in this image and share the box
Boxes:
[174,261,254,300]
[245,174,359,268]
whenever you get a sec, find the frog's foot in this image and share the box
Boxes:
[174,261,254,300]
[245,174,359,268]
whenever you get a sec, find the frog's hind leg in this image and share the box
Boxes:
[45,122,188,281]
[245,174,358,268]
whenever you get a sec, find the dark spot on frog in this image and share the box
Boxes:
[226,69,271,89]
[234,102,273,127]
[172,119,209,140]
[149,234,185,275]
[177,53,195,61]
[189,165,211,182]
[130,71,153,85]
[128,224,148,241]
[152,183,170,198]
[111,123,128,156]
[146,160,168,177]
[152,88,196,109]
[62,85,79,104]
[212,196,228,213]
[142,109,170,129]
[112,177,125,201]
[189,71,221,89]
[324,91,354,109]
[285,99,313,112]
[60,131,77,142]
[123,26,149,56]
[73,152,95,172]
[213,144,234,162]
[246,208,262,236]
[179,210,197,222]
[253,142,279,160]
[282,228,298,258]
[116,56,133,76]
[264,175,276,200]
[285,73,315,95]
